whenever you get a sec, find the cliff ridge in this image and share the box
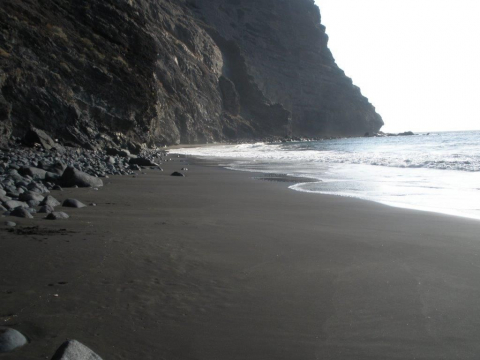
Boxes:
[0,0,383,148]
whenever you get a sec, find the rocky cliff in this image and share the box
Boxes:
[0,0,383,148]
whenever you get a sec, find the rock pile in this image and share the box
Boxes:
[1,133,167,221]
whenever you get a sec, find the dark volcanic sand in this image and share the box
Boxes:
[1,156,480,359]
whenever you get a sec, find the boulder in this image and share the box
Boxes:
[27,182,49,194]
[40,195,61,207]
[47,161,67,175]
[23,127,65,152]
[171,171,185,177]
[0,194,11,203]
[62,199,86,208]
[0,327,28,353]
[4,221,16,227]
[10,207,33,218]
[46,212,70,220]
[45,172,61,182]
[18,167,47,180]
[58,167,103,188]
[39,205,55,213]
[19,191,45,203]
[51,340,103,360]
[27,200,41,208]
[3,200,29,210]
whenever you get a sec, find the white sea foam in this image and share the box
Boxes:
[170,131,480,220]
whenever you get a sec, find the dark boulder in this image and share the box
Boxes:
[46,212,70,220]
[62,198,86,208]
[10,207,33,218]
[18,167,47,180]
[171,171,185,177]
[19,191,44,203]
[39,205,55,213]
[47,161,67,175]
[58,167,103,188]
[45,172,61,182]
[40,195,61,207]
[27,200,41,208]
[0,194,11,203]
[3,200,28,210]
[23,127,65,152]
[27,182,49,194]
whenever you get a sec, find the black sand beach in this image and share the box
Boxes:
[2,156,480,359]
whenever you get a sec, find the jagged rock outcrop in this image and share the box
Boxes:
[0,0,383,147]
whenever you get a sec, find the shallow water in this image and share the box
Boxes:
[170,131,480,220]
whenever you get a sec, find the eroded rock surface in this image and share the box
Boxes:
[0,0,383,147]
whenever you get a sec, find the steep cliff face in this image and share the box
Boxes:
[0,0,383,148]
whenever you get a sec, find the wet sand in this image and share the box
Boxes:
[1,156,480,359]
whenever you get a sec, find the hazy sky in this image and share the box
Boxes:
[315,0,480,133]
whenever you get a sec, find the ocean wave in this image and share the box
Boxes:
[170,141,480,172]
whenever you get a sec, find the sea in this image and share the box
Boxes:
[169,130,480,221]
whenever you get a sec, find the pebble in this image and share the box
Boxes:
[171,171,185,177]
[4,221,16,227]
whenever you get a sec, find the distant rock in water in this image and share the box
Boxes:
[398,131,415,136]
[0,0,383,148]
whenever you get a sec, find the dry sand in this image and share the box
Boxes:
[1,155,480,359]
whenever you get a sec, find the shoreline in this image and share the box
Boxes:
[168,138,480,223]
[2,154,480,359]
